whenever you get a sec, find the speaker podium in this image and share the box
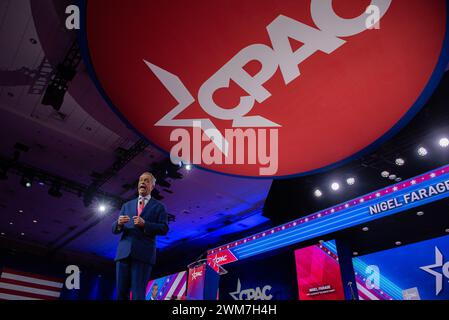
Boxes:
[186,259,226,300]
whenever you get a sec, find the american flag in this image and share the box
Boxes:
[0,268,63,300]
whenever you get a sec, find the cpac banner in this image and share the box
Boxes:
[80,0,449,177]
[218,251,297,300]
[295,240,345,300]
[353,234,449,300]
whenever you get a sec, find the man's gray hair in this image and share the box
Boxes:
[141,172,156,187]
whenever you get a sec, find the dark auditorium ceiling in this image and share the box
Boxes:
[0,0,448,273]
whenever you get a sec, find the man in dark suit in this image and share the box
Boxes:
[112,172,169,300]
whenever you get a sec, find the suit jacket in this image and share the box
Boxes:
[112,197,169,264]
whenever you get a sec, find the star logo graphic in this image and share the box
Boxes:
[420,246,449,295]
[229,278,242,300]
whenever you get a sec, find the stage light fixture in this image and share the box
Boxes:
[353,252,359,256]
[185,164,192,171]
[381,171,389,178]
[395,177,402,182]
[416,211,424,216]
[346,177,355,185]
[362,227,369,231]
[395,158,405,166]
[439,137,449,148]
[388,174,397,180]
[395,241,402,246]
[20,172,33,188]
[314,189,323,197]
[331,182,340,191]
[417,147,428,157]
[41,83,66,111]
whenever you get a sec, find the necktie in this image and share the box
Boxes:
[138,198,145,216]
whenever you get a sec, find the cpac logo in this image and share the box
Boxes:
[420,246,449,295]
[229,279,273,300]
[144,0,391,155]
[212,254,228,265]
[191,270,203,281]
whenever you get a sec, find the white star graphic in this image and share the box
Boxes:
[420,246,444,295]
[229,278,242,300]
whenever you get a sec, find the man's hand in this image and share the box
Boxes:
[118,215,130,226]
[133,216,145,228]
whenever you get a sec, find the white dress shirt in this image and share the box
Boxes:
[138,195,151,211]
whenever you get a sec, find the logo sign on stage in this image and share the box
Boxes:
[82,0,449,177]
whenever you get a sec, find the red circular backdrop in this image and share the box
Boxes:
[85,0,447,177]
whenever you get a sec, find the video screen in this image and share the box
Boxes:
[295,240,345,300]
[145,271,187,300]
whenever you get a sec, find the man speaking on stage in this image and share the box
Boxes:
[112,172,169,300]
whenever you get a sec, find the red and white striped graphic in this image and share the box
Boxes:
[0,268,63,300]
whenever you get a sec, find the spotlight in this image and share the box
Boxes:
[20,172,33,188]
[185,164,192,171]
[388,174,397,180]
[314,189,323,198]
[439,137,449,148]
[395,177,402,182]
[395,241,402,246]
[48,182,63,198]
[417,147,428,157]
[353,252,359,256]
[416,211,424,216]
[346,177,355,185]
[362,227,369,232]
[331,182,340,191]
[98,204,107,213]
[395,158,405,166]
[381,171,389,178]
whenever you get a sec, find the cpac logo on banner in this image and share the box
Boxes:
[229,279,273,300]
[85,0,448,177]
[420,246,449,296]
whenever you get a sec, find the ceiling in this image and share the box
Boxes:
[264,71,449,225]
